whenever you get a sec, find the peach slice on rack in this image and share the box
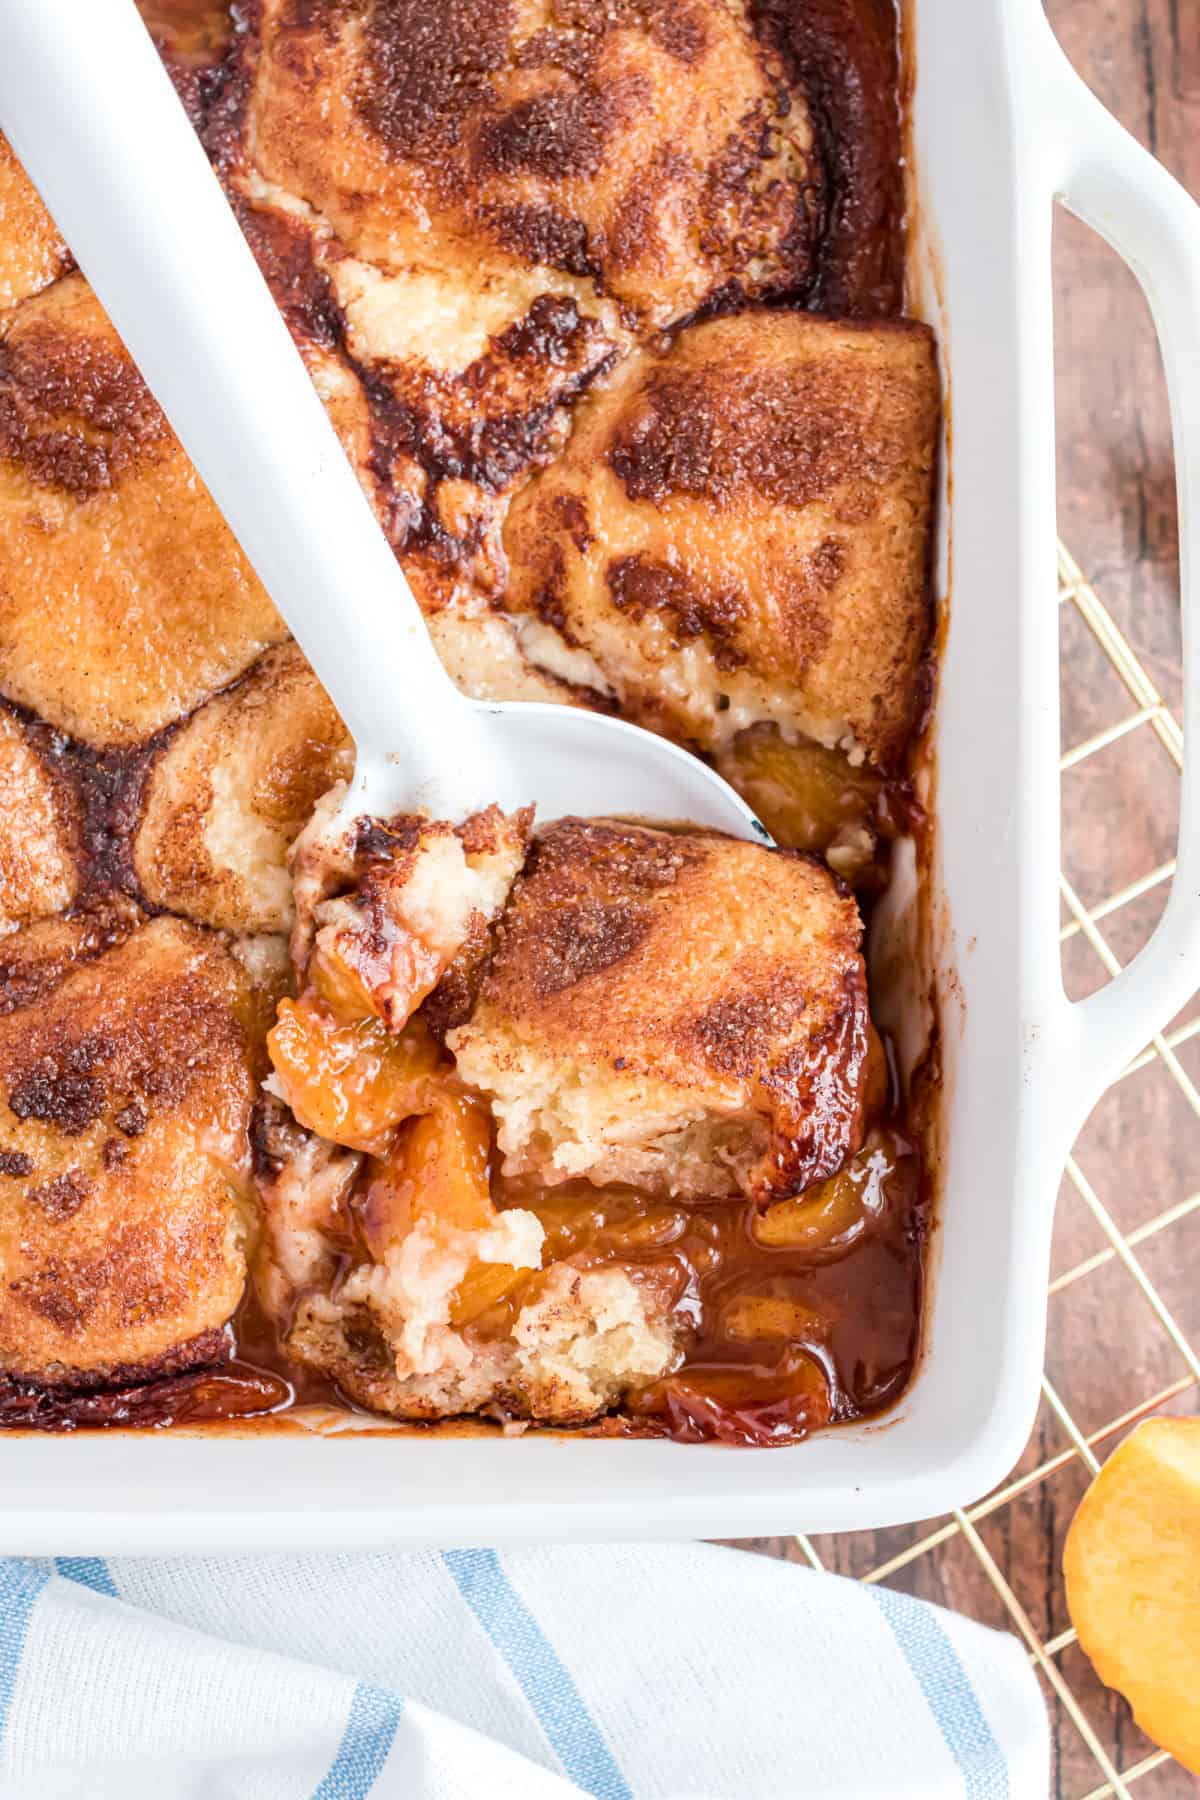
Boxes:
[1064,1416,1200,1774]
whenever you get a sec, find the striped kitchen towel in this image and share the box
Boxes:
[0,1544,1048,1797]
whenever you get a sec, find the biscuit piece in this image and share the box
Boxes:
[230,170,617,603]
[286,797,533,1027]
[503,311,939,766]
[238,0,819,329]
[448,819,870,1199]
[290,1259,679,1424]
[0,710,78,930]
[225,0,820,571]
[0,913,261,1386]
[0,902,141,1019]
[0,133,70,312]
[254,1100,678,1424]
[0,275,285,745]
[135,644,353,934]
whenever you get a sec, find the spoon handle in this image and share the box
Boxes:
[0,0,462,767]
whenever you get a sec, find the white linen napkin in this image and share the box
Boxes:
[0,1543,1048,1797]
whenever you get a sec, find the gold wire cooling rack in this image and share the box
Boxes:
[780,540,1197,1799]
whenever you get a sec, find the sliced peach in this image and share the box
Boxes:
[356,1094,493,1253]
[310,926,442,1030]
[358,1096,534,1320]
[308,940,379,1025]
[354,1155,414,1260]
[754,1135,894,1256]
[1065,1416,1200,1773]
[529,1189,689,1263]
[721,1290,826,1342]
[449,1261,525,1327]
[358,1092,497,1255]
[404,1094,496,1232]
[719,728,881,855]
[267,998,440,1153]
[863,1023,890,1121]
[634,1347,831,1446]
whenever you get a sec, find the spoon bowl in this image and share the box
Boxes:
[349,701,770,841]
[0,0,768,846]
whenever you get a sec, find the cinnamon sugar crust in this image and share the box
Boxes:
[0,913,262,1386]
[237,0,820,327]
[0,275,285,746]
[502,310,939,765]
[752,0,906,317]
[202,0,824,604]
[449,818,870,1200]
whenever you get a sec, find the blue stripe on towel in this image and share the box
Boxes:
[443,1548,631,1800]
[310,1681,403,1800]
[54,1557,118,1598]
[0,1560,49,1752]
[868,1583,1008,1800]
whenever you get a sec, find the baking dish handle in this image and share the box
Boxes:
[1036,18,1200,1113]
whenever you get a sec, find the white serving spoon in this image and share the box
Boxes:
[0,0,767,844]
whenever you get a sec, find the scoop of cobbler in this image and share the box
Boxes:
[251,799,886,1430]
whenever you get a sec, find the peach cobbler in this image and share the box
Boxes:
[0,0,938,1444]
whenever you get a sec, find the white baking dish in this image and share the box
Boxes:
[5,0,1200,1552]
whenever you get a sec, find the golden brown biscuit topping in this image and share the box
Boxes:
[503,311,938,763]
[0,915,261,1388]
[0,0,934,1443]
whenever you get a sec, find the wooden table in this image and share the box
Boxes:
[735,9,1200,1795]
